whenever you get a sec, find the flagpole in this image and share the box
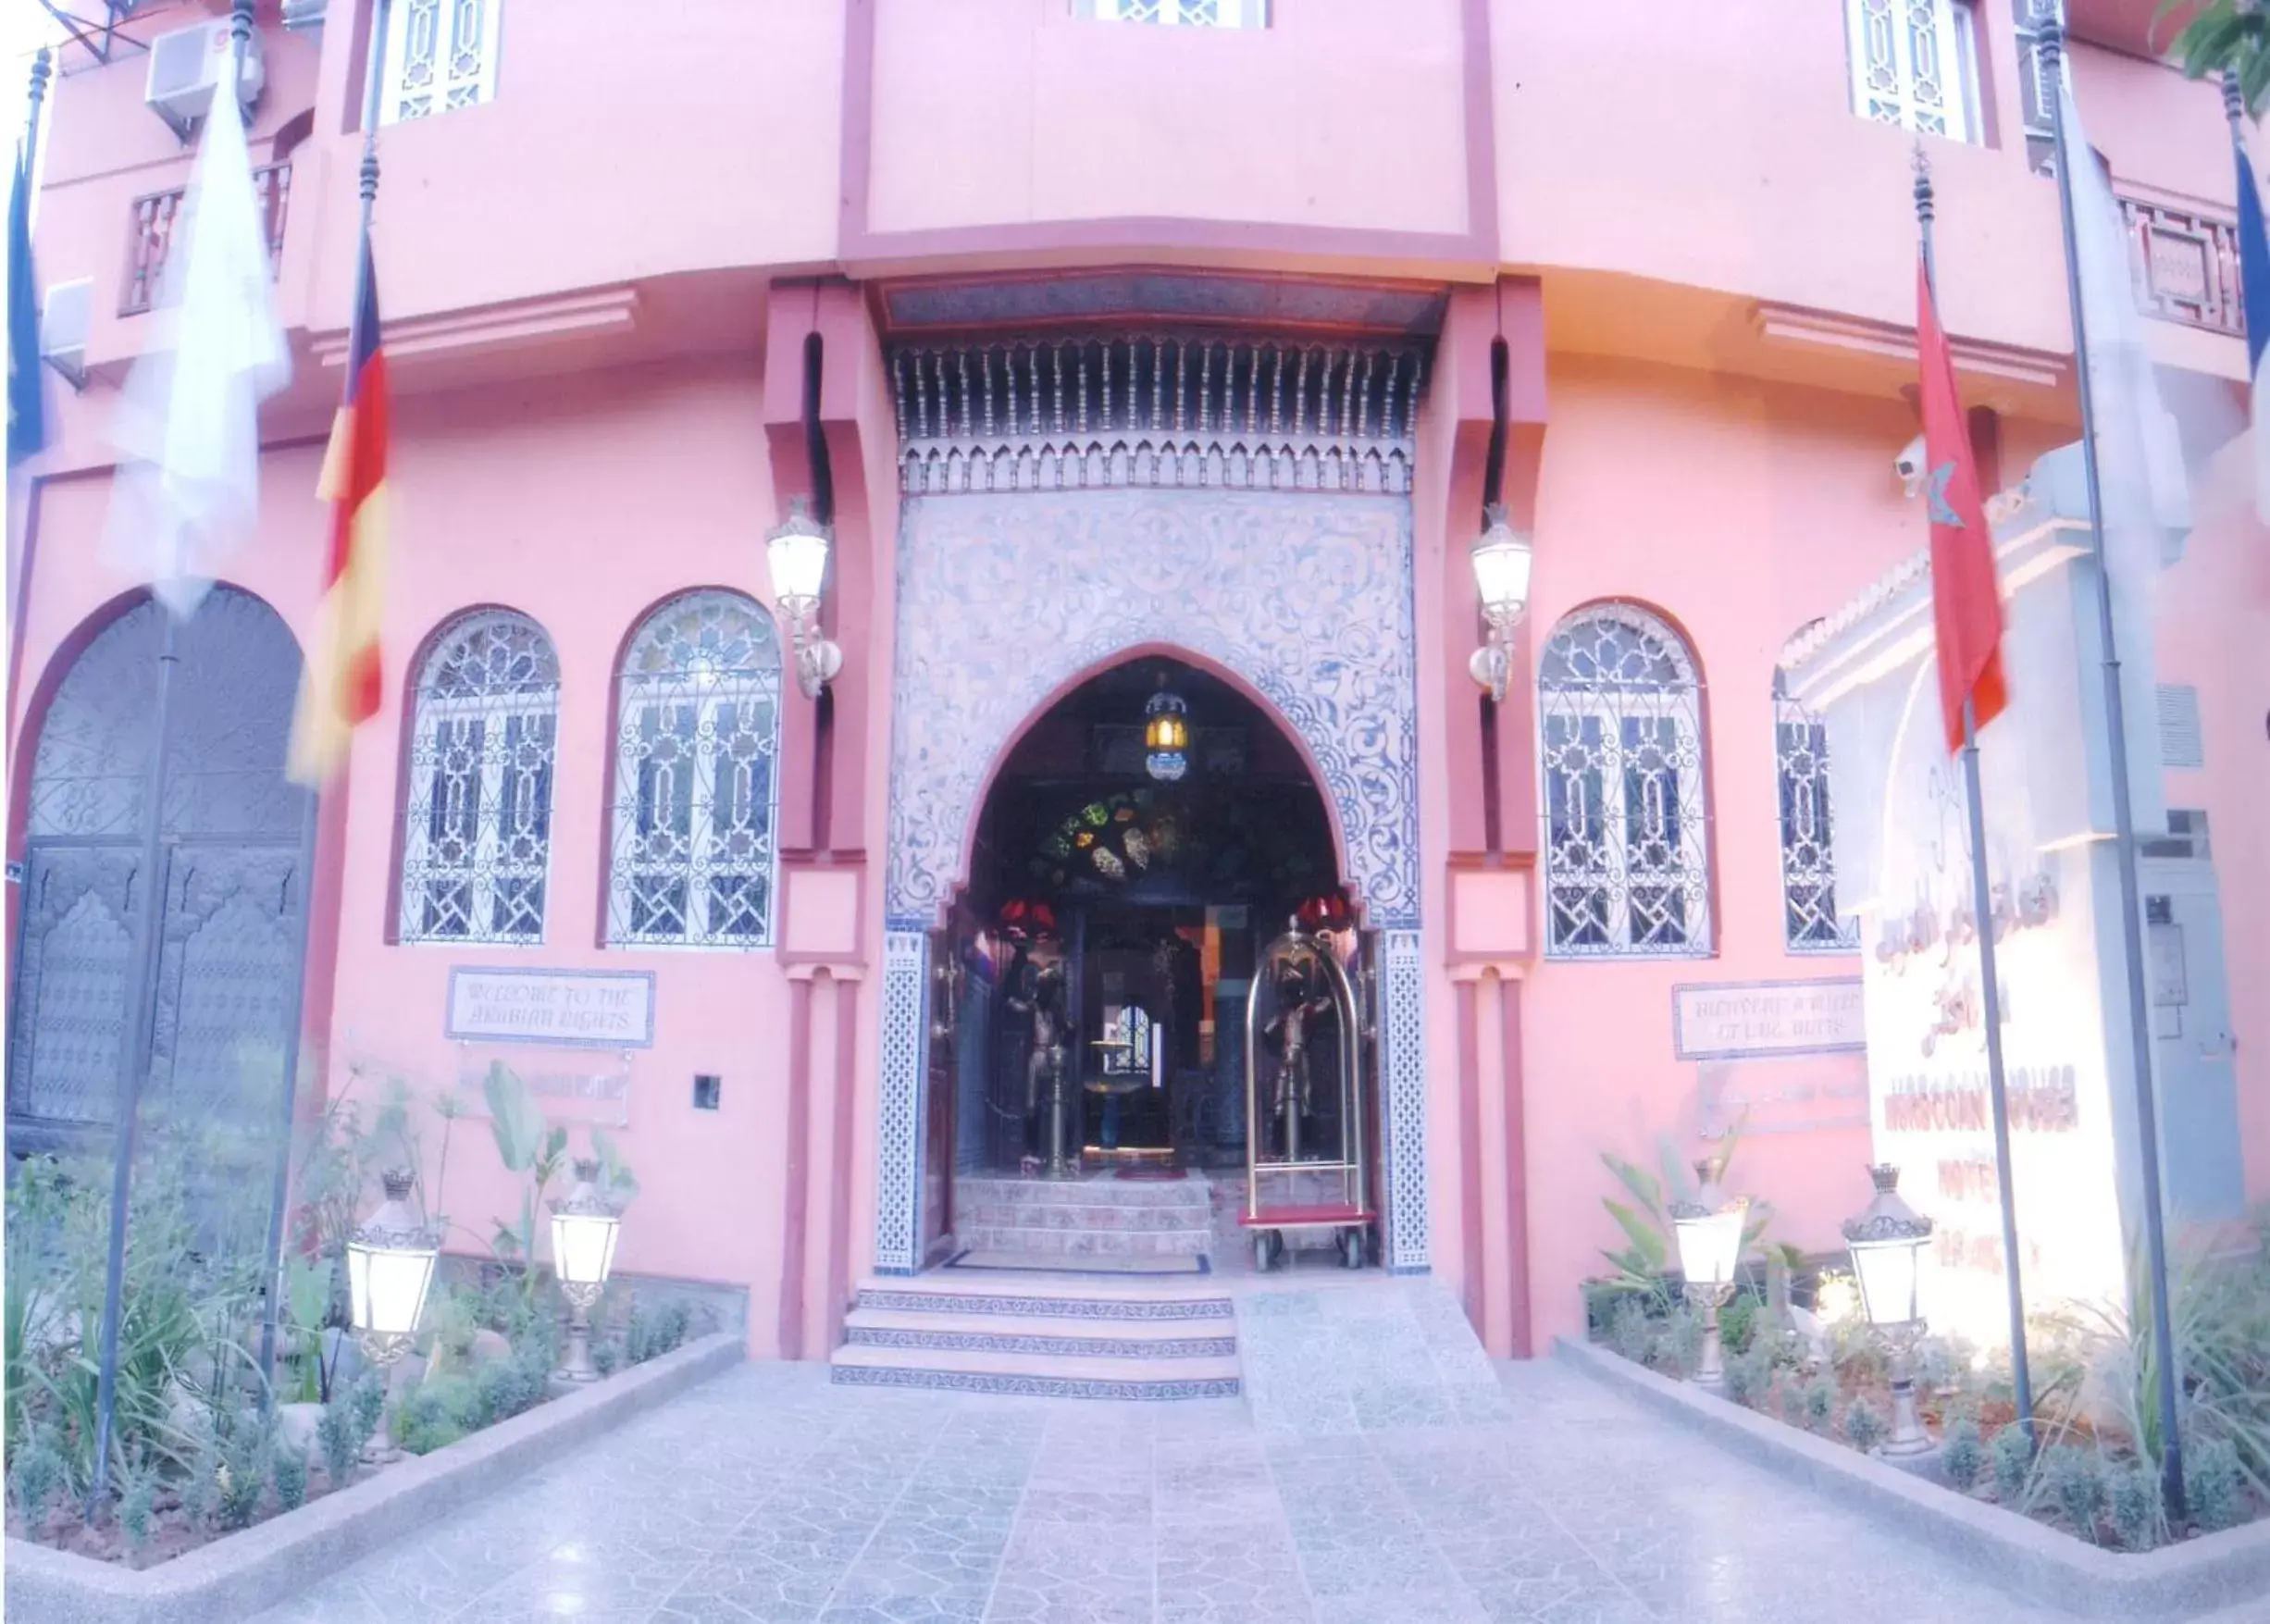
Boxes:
[254,0,391,1398]
[2041,18,2185,1523]
[1911,148,2036,1450]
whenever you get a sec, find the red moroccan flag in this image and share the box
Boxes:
[288,242,389,785]
[1916,254,2006,752]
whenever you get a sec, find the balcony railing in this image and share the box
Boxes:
[120,162,292,316]
[2119,191,2242,339]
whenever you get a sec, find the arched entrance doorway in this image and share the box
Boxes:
[911,654,1373,1270]
[8,587,314,1151]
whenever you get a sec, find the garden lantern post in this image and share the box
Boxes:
[1668,1154,1748,1388]
[550,1159,623,1382]
[345,1169,441,1460]
[1843,1163,1937,1457]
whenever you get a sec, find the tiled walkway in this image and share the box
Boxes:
[243,1348,2140,1624]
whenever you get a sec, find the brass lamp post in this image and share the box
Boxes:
[1668,1154,1748,1388]
[1843,1163,1937,1457]
[549,1159,623,1382]
[345,1169,440,1460]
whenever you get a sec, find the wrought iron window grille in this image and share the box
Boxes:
[1539,605,1713,959]
[1842,0,1982,145]
[888,331,1424,496]
[400,609,560,946]
[381,0,503,124]
[605,590,783,950]
[1772,670,1857,953]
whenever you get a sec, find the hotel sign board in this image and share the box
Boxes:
[446,968,656,1050]
[1672,978,1866,1061]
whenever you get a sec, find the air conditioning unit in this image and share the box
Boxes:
[41,278,91,389]
[144,20,265,135]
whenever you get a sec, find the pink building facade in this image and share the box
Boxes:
[8,0,2265,1363]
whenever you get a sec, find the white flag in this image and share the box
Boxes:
[104,81,290,620]
[2057,81,2189,834]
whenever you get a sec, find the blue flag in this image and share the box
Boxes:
[2237,134,2270,523]
[6,144,44,468]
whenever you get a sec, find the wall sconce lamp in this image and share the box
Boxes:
[1467,503,1533,703]
[766,498,844,699]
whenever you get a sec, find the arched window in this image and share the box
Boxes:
[1773,668,1856,952]
[1539,604,1711,957]
[400,609,561,944]
[606,589,782,948]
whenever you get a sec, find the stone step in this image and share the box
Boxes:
[851,1274,1234,1320]
[829,1340,1240,1401]
[955,1222,1209,1257]
[843,1307,1236,1360]
[953,1200,1213,1233]
[954,1176,1211,1211]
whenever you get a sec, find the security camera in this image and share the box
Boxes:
[1894,434,1928,498]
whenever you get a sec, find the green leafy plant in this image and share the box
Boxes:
[2107,1460,2158,1551]
[391,1376,478,1457]
[272,1443,309,1512]
[1803,1376,1835,1432]
[2157,1,2270,117]
[483,1064,570,1311]
[1844,1397,1886,1453]
[591,1340,621,1379]
[1941,1417,1985,1492]
[281,1254,334,1405]
[1992,1424,2035,1503]
[1606,1298,1654,1365]
[180,1442,219,1530]
[349,1372,386,1451]
[1723,1345,1772,1409]
[1778,1382,1807,1428]
[2044,1446,2105,1542]
[1718,1294,1758,1357]
[1596,1124,1798,1299]
[317,1400,359,1490]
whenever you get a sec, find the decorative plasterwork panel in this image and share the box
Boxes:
[874,930,928,1275]
[883,489,1420,932]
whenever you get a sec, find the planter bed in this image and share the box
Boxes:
[4,1332,742,1624]
[1559,1337,2270,1620]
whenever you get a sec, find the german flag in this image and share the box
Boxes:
[288,242,389,786]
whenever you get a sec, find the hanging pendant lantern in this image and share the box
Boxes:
[1144,676,1190,783]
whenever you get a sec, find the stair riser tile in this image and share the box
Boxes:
[851,1289,1234,1321]
[956,1204,1213,1233]
[845,1327,1237,1359]
[830,1363,1240,1401]
[955,1228,1209,1257]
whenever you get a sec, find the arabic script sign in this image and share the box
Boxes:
[1672,978,1865,1061]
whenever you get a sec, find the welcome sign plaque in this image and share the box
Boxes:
[446,968,656,1049]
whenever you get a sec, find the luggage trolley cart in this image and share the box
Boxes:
[1240,925,1372,1271]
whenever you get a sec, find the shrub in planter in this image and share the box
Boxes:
[216,1429,270,1531]
[317,1399,359,1490]
[1606,1298,1652,1365]
[272,1443,310,1512]
[1941,1417,1985,1492]
[180,1443,220,1531]
[118,1463,156,1556]
[392,1376,477,1457]
[591,1339,621,1378]
[2107,1461,2157,1551]
[1844,1398,1886,1453]
[1665,1308,1705,1379]
[2186,1438,2244,1533]
[1803,1377,1835,1432]
[8,1430,64,1526]
[2045,1446,2105,1540]
[1778,1382,1807,1428]
[1718,1293,1758,1357]
[1723,1345,1770,1408]
[1991,1424,2034,1502]
[349,1372,386,1451]
[472,1358,538,1429]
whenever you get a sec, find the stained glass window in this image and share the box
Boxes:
[1539,605,1712,958]
[400,609,559,945]
[1842,0,1979,144]
[606,590,782,949]
[1774,669,1857,953]
[381,0,503,124]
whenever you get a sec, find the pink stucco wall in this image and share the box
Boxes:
[10,2,2264,1363]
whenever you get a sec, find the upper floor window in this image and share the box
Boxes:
[2013,0,2062,172]
[1773,669,1857,953]
[606,590,782,949]
[1539,604,1712,959]
[1842,0,1980,143]
[1079,0,1268,27]
[381,0,503,123]
[401,609,559,945]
